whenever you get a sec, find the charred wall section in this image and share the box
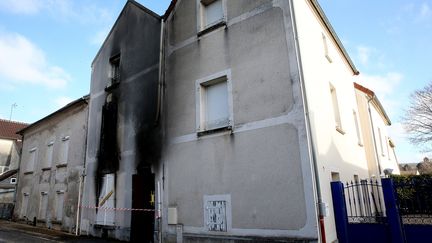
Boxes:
[81,2,161,241]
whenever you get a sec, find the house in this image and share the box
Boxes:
[354,82,400,177]
[78,2,161,242]
[13,96,89,233]
[0,119,27,209]
[77,0,398,242]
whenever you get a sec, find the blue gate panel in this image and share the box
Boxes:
[405,225,432,243]
[348,223,390,243]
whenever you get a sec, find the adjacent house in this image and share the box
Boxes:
[14,96,89,233]
[0,119,27,218]
[354,82,400,177]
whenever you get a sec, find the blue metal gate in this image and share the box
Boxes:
[331,178,432,243]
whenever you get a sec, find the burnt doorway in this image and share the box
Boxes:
[131,169,155,242]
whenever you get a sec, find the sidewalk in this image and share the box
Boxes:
[0,220,122,242]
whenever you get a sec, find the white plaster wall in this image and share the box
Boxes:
[293,1,370,242]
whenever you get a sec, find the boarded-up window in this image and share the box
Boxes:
[59,136,70,164]
[96,173,115,226]
[55,191,65,221]
[330,84,342,131]
[27,148,37,172]
[45,141,54,168]
[39,192,48,220]
[20,193,29,218]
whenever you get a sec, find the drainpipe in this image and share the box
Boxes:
[367,96,382,176]
[288,2,325,242]
[13,136,24,219]
[76,98,89,235]
[155,19,165,126]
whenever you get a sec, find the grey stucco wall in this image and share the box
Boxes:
[163,0,317,242]
[14,101,88,233]
[80,2,161,241]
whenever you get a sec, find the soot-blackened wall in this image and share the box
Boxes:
[80,2,161,241]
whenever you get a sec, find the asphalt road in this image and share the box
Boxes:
[0,220,121,243]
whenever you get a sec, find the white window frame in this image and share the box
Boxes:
[322,33,332,63]
[197,0,227,33]
[195,69,233,133]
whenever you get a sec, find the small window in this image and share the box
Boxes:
[109,54,120,85]
[199,0,225,32]
[39,192,49,220]
[27,148,37,172]
[353,110,363,146]
[330,84,343,133]
[322,33,332,63]
[331,172,340,182]
[59,136,70,164]
[196,71,233,133]
[378,128,384,156]
[45,141,54,168]
[10,177,17,184]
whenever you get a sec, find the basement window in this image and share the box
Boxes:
[196,70,233,134]
[198,0,226,35]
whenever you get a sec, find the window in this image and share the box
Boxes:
[331,172,340,181]
[198,0,226,32]
[45,141,54,168]
[353,110,363,146]
[20,193,29,218]
[10,177,17,184]
[378,128,384,156]
[330,84,343,133]
[203,194,231,232]
[59,136,70,164]
[109,54,120,86]
[39,192,48,220]
[196,70,233,133]
[385,136,391,160]
[96,173,115,226]
[55,191,65,221]
[27,148,37,172]
[322,33,332,63]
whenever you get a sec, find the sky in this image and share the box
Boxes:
[0,0,430,164]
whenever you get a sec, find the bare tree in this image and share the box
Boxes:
[403,82,432,150]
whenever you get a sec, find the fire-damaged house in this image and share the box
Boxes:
[78,0,399,243]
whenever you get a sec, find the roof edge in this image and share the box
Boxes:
[92,0,162,66]
[310,0,359,75]
[354,82,391,125]
[17,95,89,135]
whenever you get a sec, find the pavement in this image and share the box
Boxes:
[0,220,122,242]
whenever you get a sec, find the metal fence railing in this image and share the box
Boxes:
[343,179,387,224]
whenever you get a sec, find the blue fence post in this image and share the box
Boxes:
[382,178,406,243]
[331,181,349,243]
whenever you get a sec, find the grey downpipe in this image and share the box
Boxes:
[287,1,325,242]
[13,136,24,218]
[155,19,165,125]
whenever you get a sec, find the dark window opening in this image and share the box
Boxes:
[110,54,121,85]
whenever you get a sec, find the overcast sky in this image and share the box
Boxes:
[0,0,430,163]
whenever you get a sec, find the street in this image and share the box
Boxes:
[0,220,121,243]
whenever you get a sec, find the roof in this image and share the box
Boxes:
[92,0,161,66]
[0,169,17,182]
[17,95,89,135]
[354,82,391,125]
[0,119,28,140]
[310,0,359,75]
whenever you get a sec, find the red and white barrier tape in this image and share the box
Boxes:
[80,205,155,212]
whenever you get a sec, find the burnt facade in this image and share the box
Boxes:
[79,1,161,241]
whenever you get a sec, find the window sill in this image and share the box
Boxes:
[41,167,51,171]
[335,126,345,135]
[325,54,333,63]
[197,126,232,137]
[358,142,364,147]
[23,171,34,175]
[56,163,67,168]
[198,21,227,37]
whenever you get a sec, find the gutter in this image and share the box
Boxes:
[288,1,325,242]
